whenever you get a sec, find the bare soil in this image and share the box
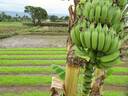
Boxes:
[0,35,67,48]
[0,86,50,92]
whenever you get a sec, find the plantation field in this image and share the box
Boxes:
[0,22,68,39]
[0,48,127,96]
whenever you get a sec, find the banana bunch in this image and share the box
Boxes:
[79,23,120,53]
[80,0,124,26]
[71,0,126,66]
[71,0,127,95]
[96,51,122,69]
[71,23,81,47]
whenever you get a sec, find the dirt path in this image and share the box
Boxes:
[0,35,67,48]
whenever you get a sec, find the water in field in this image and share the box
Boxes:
[0,35,67,48]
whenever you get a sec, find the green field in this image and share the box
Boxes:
[0,51,66,55]
[0,48,127,96]
[0,60,65,66]
[0,22,68,39]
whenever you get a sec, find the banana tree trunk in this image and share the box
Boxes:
[64,64,80,96]
[64,1,81,96]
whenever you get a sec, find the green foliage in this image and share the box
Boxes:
[24,6,48,25]
[52,64,65,80]
[49,15,59,22]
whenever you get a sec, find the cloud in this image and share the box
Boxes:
[0,0,74,15]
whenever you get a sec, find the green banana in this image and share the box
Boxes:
[112,8,121,25]
[108,37,119,53]
[100,57,122,67]
[99,51,120,63]
[83,2,92,18]
[112,23,124,33]
[81,19,87,31]
[80,32,87,48]
[92,30,98,50]
[98,31,105,51]
[101,4,108,23]
[76,4,81,16]
[103,24,108,33]
[96,23,102,33]
[71,26,81,46]
[102,33,112,52]
[89,7,95,22]
[90,23,95,32]
[107,6,114,24]
[84,31,91,49]
[95,4,101,22]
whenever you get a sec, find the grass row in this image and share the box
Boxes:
[0,76,51,86]
[103,91,128,96]
[0,67,127,74]
[0,67,53,73]
[110,67,128,73]
[0,51,66,55]
[0,55,66,60]
[0,60,65,66]
[0,75,127,86]
[105,75,128,86]
[0,91,127,96]
[0,91,50,96]
[0,48,66,51]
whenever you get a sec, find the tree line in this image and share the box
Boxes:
[0,5,69,25]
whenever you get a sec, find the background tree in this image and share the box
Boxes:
[64,16,69,21]
[49,15,59,22]
[24,6,48,25]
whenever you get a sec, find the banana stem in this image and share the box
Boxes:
[82,63,94,96]
[64,64,80,96]
[90,68,105,96]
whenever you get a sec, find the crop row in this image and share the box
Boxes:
[0,60,65,66]
[0,75,127,86]
[0,66,53,73]
[0,67,127,74]
[0,51,66,55]
[0,55,66,60]
[0,48,66,51]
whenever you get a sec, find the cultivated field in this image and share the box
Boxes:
[0,48,127,96]
[0,22,68,39]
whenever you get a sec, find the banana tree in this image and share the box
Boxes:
[51,0,128,96]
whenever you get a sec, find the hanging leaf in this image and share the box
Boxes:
[51,64,65,80]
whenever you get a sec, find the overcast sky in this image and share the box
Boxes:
[0,0,74,15]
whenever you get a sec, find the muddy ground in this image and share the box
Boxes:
[0,35,68,48]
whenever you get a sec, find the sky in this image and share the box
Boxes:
[0,0,74,15]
